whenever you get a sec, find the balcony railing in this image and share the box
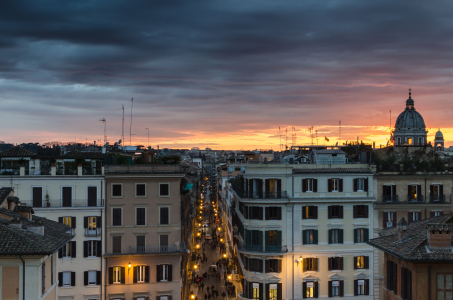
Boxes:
[129,243,186,255]
[430,194,446,203]
[231,185,287,199]
[85,228,101,237]
[238,243,287,253]
[382,195,399,203]
[407,194,424,203]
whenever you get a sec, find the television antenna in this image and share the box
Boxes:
[99,118,107,144]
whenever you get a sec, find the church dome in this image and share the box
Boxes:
[435,130,443,139]
[394,92,426,130]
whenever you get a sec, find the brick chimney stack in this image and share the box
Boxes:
[427,224,453,250]
[397,217,408,241]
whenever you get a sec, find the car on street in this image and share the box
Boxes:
[205,234,212,240]
[203,222,209,227]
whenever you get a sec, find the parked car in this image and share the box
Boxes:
[205,234,212,240]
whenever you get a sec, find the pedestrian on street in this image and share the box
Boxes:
[212,285,214,292]
[207,287,210,293]
[222,292,226,300]
[204,294,207,300]
[208,294,211,300]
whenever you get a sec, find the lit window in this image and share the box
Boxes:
[357,280,365,295]
[269,284,277,300]
[305,282,314,298]
[113,267,121,284]
[63,217,71,227]
[357,256,365,269]
[137,265,145,283]
[62,242,71,258]
[253,283,260,300]
[88,216,96,230]
[331,179,339,192]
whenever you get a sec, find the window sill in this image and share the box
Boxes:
[86,284,99,287]
[158,195,171,197]
[86,257,99,259]
[62,257,73,261]
[111,196,123,199]
[61,286,74,289]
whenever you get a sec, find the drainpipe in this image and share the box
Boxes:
[428,263,434,300]
[19,255,25,300]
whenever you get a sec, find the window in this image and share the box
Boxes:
[112,236,121,253]
[356,178,365,191]
[303,229,318,245]
[137,265,145,283]
[302,206,318,219]
[136,208,146,225]
[112,208,122,226]
[383,185,397,202]
[249,258,263,272]
[62,242,72,258]
[33,186,43,208]
[266,207,281,220]
[354,279,370,296]
[384,211,396,228]
[328,178,343,192]
[62,186,72,207]
[436,273,452,300]
[159,183,170,196]
[113,266,121,284]
[137,236,145,253]
[86,240,98,257]
[331,281,340,297]
[269,284,278,300]
[329,229,343,244]
[160,207,169,225]
[112,184,122,197]
[87,186,97,207]
[303,258,318,272]
[408,184,421,201]
[401,267,412,300]
[266,259,281,273]
[87,216,96,230]
[328,257,343,270]
[432,211,443,217]
[63,271,71,286]
[431,184,444,202]
[253,283,260,300]
[387,261,398,293]
[160,235,168,248]
[268,230,278,245]
[303,282,318,298]
[136,184,146,196]
[302,178,317,193]
[353,205,368,218]
[409,211,421,223]
[355,256,369,269]
[250,206,263,220]
[88,270,96,285]
[357,280,366,295]
[355,228,369,243]
[58,241,76,258]
[328,205,343,219]
[157,264,172,282]
[62,217,72,227]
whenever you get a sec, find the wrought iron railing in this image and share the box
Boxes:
[238,243,287,253]
[129,243,186,254]
[382,195,399,203]
[430,194,446,203]
[407,194,424,202]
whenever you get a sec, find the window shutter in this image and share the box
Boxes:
[430,184,434,195]
[328,206,332,219]
[71,272,76,286]
[58,217,63,223]
[97,241,102,257]
[302,282,307,299]
[339,179,343,192]
[84,217,88,229]
[354,229,358,243]
[313,230,318,245]
[365,256,369,269]
[383,212,388,228]
[245,179,249,196]
[120,267,125,284]
[265,207,269,220]
[259,260,263,273]
[364,178,368,192]
[302,179,306,192]
[339,206,343,218]
[430,211,435,218]
[108,267,113,284]
[339,229,343,244]
[58,272,63,286]
[156,297,161,300]
[265,260,269,273]
[328,281,332,297]
[417,185,421,200]
[58,247,62,258]
[259,283,263,300]
[96,271,101,285]
[302,206,306,219]
[277,283,282,300]
[365,279,370,295]
[408,185,411,198]
[408,212,412,223]
[133,266,137,283]
[277,179,281,196]
[340,280,344,297]
[258,180,263,197]
[353,205,357,218]
[339,257,344,270]
[278,259,282,273]
[265,284,270,300]
[259,207,263,220]
[71,241,76,258]
[393,263,398,294]
[328,257,332,271]
[276,231,282,247]
[157,265,162,282]
[313,206,318,219]
[302,258,307,272]
[328,179,332,192]
[70,217,76,229]
[302,230,307,245]
[418,212,422,221]
[314,258,318,271]
[354,280,358,296]
[244,257,249,271]
[145,266,150,283]
[277,207,282,220]
[328,230,332,244]
[84,271,88,286]
[97,216,102,228]
[314,282,319,298]
[354,257,357,270]
[313,179,318,192]
[168,265,172,281]
[249,281,253,299]
[83,241,88,257]
[354,179,358,192]
[364,205,369,218]
[364,228,369,243]
[392,212,397,227]
[265,179,270,195]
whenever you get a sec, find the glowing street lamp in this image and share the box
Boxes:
[196,244,200,249]
[217,227,221,231]
[223,253,227,258]
[228,275,232,280]
[220,238,224,242]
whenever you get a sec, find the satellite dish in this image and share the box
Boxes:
[118,139,122,144]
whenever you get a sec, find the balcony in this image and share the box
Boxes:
[231,185,287,199]
[85,228,101,237]
[407,194,424,203]
[382,195,399,203]
[129,243,186,255]
[430,194,446,203]
[237,243,287,254]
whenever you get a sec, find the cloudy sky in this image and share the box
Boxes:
[1,0,453,150]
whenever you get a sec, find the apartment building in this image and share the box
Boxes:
[231,163,375,300]
[0,187,74,300]
[0,147,105,300]
[104,165,186,300]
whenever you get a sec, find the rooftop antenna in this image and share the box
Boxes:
[390,109,392,140]
[121,105,125,147]
[285,128,288,150]
[339,120,341,147]
[279,126,282,152]
[130,98,134,146]
[308,126,314,145]
[99,118,107,144]
[316,130,318,145]
[291,126,297,147]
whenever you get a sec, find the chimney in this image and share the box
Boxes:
[427,224,453,250]
[397,217,408,241]
[20,165,25,176]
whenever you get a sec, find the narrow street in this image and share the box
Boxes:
[188,181,237,300]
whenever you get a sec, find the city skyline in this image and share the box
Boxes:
[1,0,453,150]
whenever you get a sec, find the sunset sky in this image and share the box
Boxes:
[1,0,453,150]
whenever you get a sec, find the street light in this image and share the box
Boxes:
[223,253,227,258]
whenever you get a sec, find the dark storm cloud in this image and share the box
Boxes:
[1,0,453,147]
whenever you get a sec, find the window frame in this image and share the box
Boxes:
[436,273,452,300]
[112,207,122,226]
[137,265,146,283]
[87,270,97,286]
[356,228,366,243]
[136,207,146,226]
[111,183,123,198]
[331,179,339,192]
[357,178,365,191]
[113,266,121,284]
[87,240,97,258]
[159,206,170,225]
[62,242,72,258]
[135,183,147,197]
[159,183,170,197]
[62,271,72,287]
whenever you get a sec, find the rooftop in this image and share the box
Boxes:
[368,214,453,261]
